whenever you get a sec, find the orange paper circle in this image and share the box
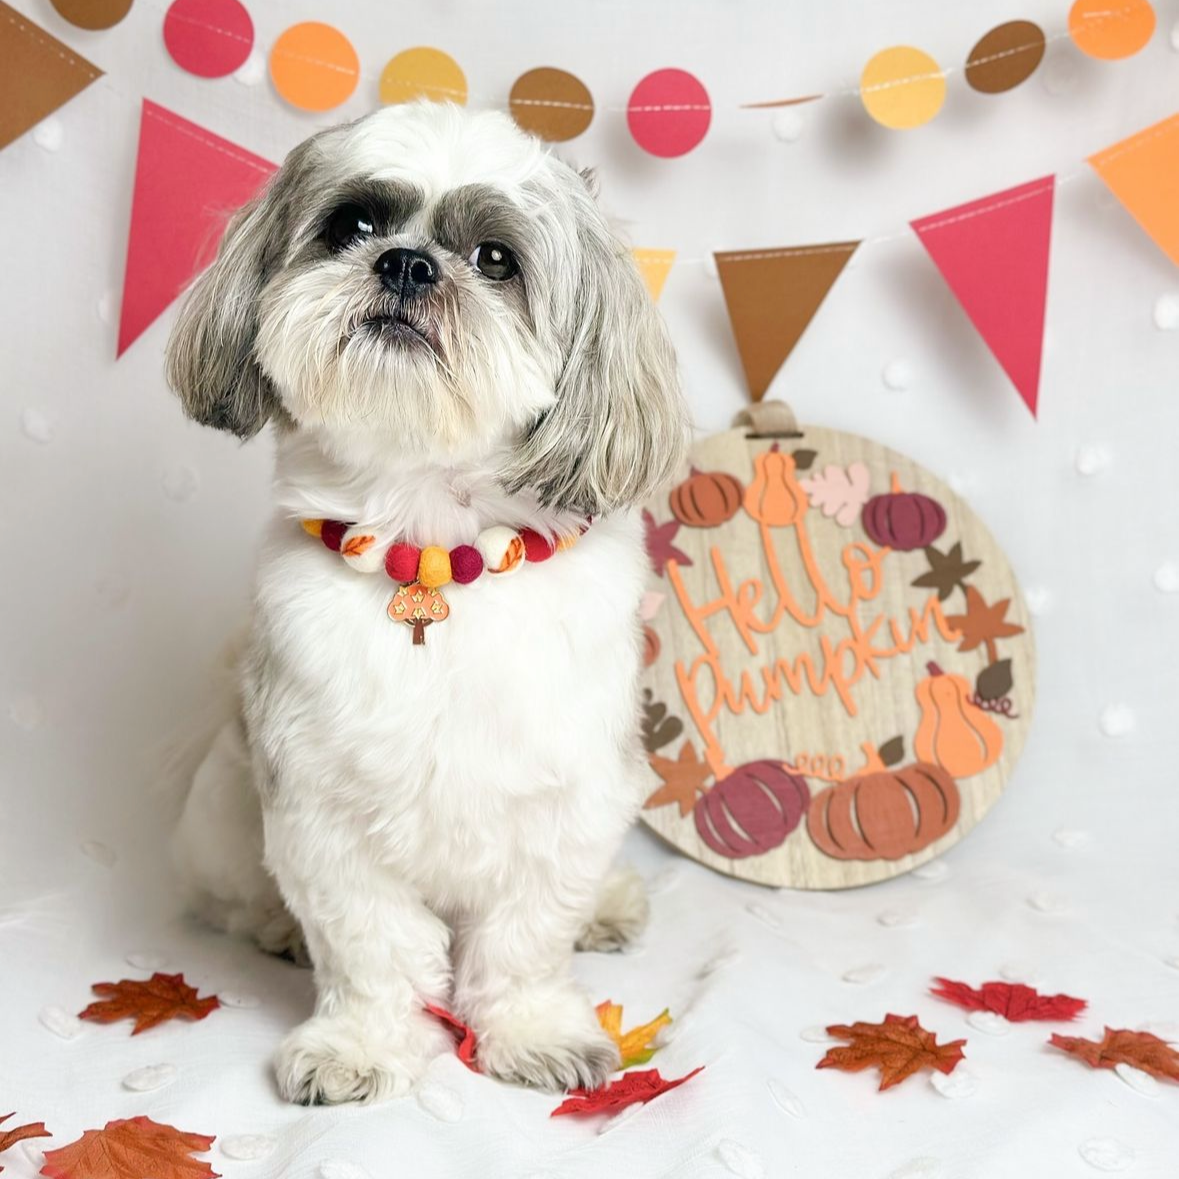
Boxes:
[1069,0,1156,59]
[379,47,467,105]
[50,0,133,29]
[270,22,359,112]
[509,68,594,141]
[965,21,1046,93]
[860,46,945,130]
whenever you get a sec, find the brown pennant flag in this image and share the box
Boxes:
[715,241,858,401]
[0,1,103,151]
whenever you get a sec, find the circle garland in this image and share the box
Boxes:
[638,408,1036,889]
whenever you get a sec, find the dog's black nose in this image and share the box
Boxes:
[374,248,439,299]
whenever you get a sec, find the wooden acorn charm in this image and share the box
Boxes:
[388,582,449,645]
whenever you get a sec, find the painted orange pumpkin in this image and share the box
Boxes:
[914,661,1003,778]
[807,761,960,861]
[670,467,744,528]
[743,445,807,527]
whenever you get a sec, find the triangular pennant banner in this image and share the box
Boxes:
[0,1,102,151]
[118,99,276,356]
[1089,113,1179,268]
[912,177,1054,419]
[714,242,858,401]
[633,248,676,301]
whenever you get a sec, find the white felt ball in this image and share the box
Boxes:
[841,963,886,985]
[9,695,44,730]
[234,50,266,86]
[33,117,63,152]
[339,527,385,573]
[39,1005,83,1039]
[966,1011,1011,1036]
[475,526,524,575]
[771,109,806,142]
[123,1063,177,1092]
[1098,705,1135,738]
[881,359,913,391]
[767,1079,805,1117]
[1075,446,1110,476]
[222,1134,277,1161]
[20,408,55,444]
[930,1068,976,1099]
[1153,561,1179,593]
[1024,586,1052,615]
[1077,1138,1135,1172]
[1114,1063,1159,1097]
[1153,294,1179,330]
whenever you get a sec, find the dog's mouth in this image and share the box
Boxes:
[352,309,440,357]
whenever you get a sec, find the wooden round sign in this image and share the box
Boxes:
[639,403,1035,889]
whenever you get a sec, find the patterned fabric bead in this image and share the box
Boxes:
[320,519,348,553]
[476,526,526,575]
[339,527,384,573]
[450,544,484,585]
[386,543,421,584]
[418,546,452,589]
[520,528,555,563]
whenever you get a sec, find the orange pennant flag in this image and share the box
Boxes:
[1089,113,1179,267]
[715,242,858,401]
[0,1,102,151]
[633,249,676,301]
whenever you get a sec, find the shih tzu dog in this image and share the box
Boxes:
[166,100,688,1105]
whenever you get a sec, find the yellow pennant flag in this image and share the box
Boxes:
[1089,113,1179,268]
[633,249,676,301]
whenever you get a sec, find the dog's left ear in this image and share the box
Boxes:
[506,191,689,515]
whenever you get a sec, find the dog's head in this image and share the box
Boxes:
[166,101,687,514]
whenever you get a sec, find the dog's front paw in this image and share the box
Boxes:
[274,1009,450,1105]
[576,866,649,952]
[475,991,620,1092]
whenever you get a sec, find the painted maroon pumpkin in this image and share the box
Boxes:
[861,489,946,551]
[694,760,811,859]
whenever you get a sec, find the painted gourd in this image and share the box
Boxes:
[670,467,744,528]
[861,479,946,550]
[743,446,807,527]
[807,762,960,861]
[694,760,810,859]
[914,662,1003,778]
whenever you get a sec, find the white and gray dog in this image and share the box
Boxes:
[166,100,689,1104]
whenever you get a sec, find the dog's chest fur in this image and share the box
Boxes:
[242,508,648,913]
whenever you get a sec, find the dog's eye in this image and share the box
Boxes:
[469,242,518,281]
[324,203,375,252]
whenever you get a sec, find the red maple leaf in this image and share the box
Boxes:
[817,1014,965,1091]
[41,1117,217,1179]
[931,978,1087,1022]
[642,511,692,578]
[423,1003,478,1071]
[79,972,219,1035]
[550,1066,704,1117]
[1049,1027,1179,1083]
[0,1113,50,1174]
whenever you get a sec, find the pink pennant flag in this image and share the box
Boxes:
[118,99,276,356]
[911,177,1055,419]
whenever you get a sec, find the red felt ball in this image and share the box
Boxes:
[386,542,421,583]
[321,519,348,552]
[519,528,555,562]
[450,544,484,584]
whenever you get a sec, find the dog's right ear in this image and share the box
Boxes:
[165,143,309,439]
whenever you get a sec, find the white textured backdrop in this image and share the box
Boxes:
[2,0,1178,1175]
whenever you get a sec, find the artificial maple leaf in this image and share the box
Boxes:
[423,1002,478,1071]
[550,1066,704,1118]
[816,1014,966,1091]
[596,1001,672,1069]
[799,462,871,527]
[41,1117,217,1179]
[1049,1027,1179,1083]
[911,543,982,602]
[944,585,1024,665]
[79,972,219,1035]
[931,979,1086,1022]
[644,742,712,817]
[0,1113,50,1174]
[642,510,692,577]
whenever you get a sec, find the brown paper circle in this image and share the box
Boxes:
[639,422,1035,890]
[50,0,134,30]
[965,21,1046,94]
[509,68,594,141]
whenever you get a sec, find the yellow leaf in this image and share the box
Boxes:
[596,1000,672,1069]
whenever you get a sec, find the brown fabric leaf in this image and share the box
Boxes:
[1049,1027,1179,1083]
[79,972,219,1035]
[41,1117,217,1179]
[817,1013,966,1090]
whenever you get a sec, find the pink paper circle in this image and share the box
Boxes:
[164,0,254,79]
[627,68,711,158]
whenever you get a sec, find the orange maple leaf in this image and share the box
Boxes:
[79,972,219,1035]
[1049,1027,1179,1083]
[41,1117,217,1179]
[0,1113,50,1174]
[596,1000,672,1069]
[944,586,1024,664]
[817,1013,966,1090]
[644,742,712,816]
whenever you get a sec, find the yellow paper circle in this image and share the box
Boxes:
[860,46,946,130]
[1069,0,1155,60]
[270,22,359,112]
[380,47,467,105]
